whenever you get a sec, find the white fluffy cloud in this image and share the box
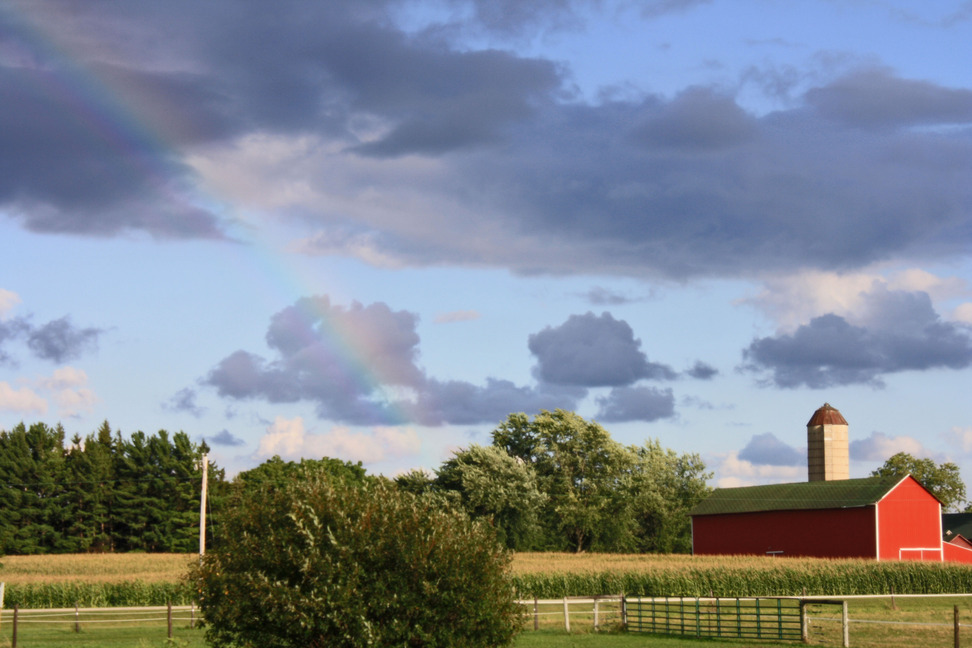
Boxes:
[0,367,97,418]
[849,431,931,462]
[0,289,20,319]
[38,367,98,417]
[254,415,421,464]
[0,381,47,415]
[743,268,972,331]
[711,450,804,488]
[943,427,972,454]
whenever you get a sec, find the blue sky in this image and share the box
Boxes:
[2,0,972,489]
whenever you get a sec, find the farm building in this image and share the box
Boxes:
[690,404,972,563]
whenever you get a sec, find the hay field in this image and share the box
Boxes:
[0,553,196,585]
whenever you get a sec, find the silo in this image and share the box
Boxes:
[807,403,849,482]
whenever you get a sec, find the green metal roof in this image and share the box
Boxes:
[689,476,904,517]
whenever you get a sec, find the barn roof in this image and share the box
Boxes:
[943,513,972,540]
[689,475,905,517]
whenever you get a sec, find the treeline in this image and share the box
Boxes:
[1,409,711,556]
[0,421,222,555]
[396,409,713,553]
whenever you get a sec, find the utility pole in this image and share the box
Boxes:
[199,453,208,559]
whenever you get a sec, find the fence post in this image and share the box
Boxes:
[955,605,960,648]
[75,603,80,633]
[841,600,849,648]
[800,600,809,644]
[533,597,538,631]
[168,602,173,639]
[191,602,195,630]
[12,605,18,648]
[563,597,570,633]
[594,597,599,630]
[621,595,627,627]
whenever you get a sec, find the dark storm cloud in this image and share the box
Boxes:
[529,312,676,387]
[738,433,804,466]
[633,86,758,150]
[207,429,246,447]
[164,387,206,417]
[411,378,584,426]
[594,385,675,422]
[1,1,559,236]
[204,295,582,425]
[4,3,972,279]
[26,317,102,362]
[0,314,101,365]
[581,286,635,306]
[0,317,31,365]
[806,68,972,129]
[685,360,718,380]
[741,290,972,388]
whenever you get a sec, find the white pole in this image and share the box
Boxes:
[199,453,208,558]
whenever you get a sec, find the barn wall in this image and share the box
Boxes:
[944,541,972,564]
[876,477,942,561]
[692,507,876,558]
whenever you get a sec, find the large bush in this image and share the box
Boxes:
[191,472,521,648]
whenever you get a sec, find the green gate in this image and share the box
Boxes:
[625,596,804,642]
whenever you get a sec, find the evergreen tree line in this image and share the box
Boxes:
[0,421,222,555]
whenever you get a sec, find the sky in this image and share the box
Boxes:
[2,0,972,490]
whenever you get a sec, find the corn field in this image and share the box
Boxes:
[511,553,972,598]
[4,552,972,608]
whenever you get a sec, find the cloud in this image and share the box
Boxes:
[164,387,206,417]
[529,312,676,386]
[204,295,582,426]
[685,361,718,380]
[581,286,636,306]
[738,433,804,466]
[741,269,972,332]
[741,287,972,388]
[0,381,47,415]
[0,317,31,365]
[253,416,421,463]
[0,289,21,319]
[412,378,583,426]
[712,450,803,488]
[0,314,103,365]
[944,427,972,454]
[207,429,246,447]
[434,310,481,323]
[4,5,971,280]
[37,367,98,418]
[633,86,758,150]
[805,67,972,130]
[594,385,675,422]
[27,316,103,363]
[849,431,930,462]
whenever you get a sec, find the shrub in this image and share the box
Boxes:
[190,472,521,648]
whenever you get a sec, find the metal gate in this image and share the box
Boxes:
[625,596,804,642]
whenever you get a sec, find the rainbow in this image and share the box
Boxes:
[2,4,418,427]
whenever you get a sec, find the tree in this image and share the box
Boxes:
[433,444,546,550]
[628,440,711,553]
[490,409,711,553]
[871,452,967,512]
[191,469,521,648]
[492,410,636,552]
[0,422,66,554]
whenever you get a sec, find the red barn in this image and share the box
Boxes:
[690,474,948,561]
